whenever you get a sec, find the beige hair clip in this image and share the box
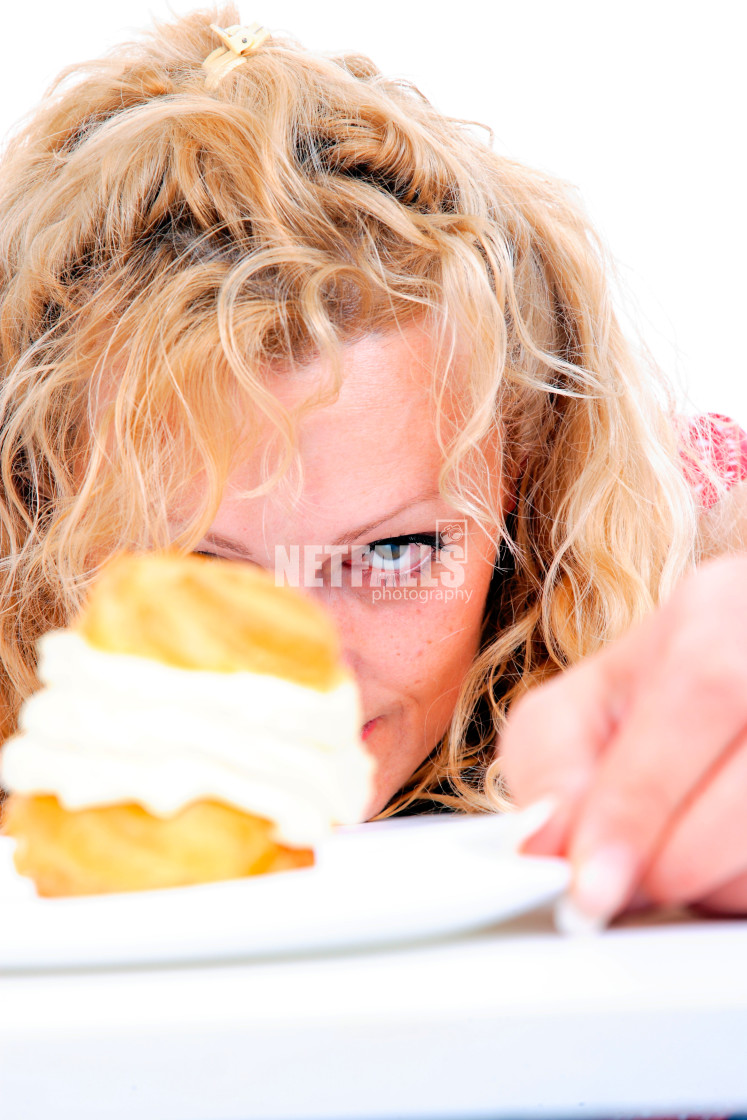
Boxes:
[202,22,270,90]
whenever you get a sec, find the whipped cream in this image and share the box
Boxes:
[0,630,375,847]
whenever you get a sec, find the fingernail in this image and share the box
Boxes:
[518,794,574,856]
[511,795,560,847]
[554,893,606,937]
[572,843,637,922]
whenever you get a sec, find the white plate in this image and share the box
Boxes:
[0,807,570,971]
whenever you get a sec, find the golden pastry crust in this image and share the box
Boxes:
[78,552,344,691]
[0,552,351,896]
[3,794,314,897]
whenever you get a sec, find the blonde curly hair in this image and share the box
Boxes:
[0,6,716,811]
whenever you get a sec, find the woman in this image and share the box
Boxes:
[0,6,746,929]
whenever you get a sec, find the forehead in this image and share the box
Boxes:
[231,323,450,506]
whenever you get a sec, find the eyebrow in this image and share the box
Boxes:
[331,490,443,546]
[201,490,443,559]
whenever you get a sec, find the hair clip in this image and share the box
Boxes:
[202,22,270,90]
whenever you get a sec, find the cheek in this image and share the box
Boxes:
[346,553,496,816]
[356,591,489,816]
[373,602,465,688]
[358,565,492,718]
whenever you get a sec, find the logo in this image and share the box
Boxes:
[437,519,468,559]
[272,517,472,603]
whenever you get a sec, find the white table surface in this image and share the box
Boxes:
[2,903,747,1120]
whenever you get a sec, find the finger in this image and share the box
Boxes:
[565,661,747,924]
[504,603,672,859]
[640,728,747,909]
[519,805,575,858]
[506,555,747,880]
[692,868,747,915]
[563,587,747,920]
[499,653,626,846]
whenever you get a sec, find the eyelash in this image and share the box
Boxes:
[352,532,444,586]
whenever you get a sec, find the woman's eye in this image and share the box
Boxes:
[362,535,441,576]
[368,542,419,569]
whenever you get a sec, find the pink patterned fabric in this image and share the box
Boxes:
[679,413,747,509]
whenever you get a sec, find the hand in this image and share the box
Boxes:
[499,553,747,927]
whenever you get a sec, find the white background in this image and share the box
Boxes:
[2,1,744,425]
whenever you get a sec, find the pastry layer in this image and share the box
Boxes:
[78,552,343,690]
[3,794,313,897]
[0,629,373,847]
